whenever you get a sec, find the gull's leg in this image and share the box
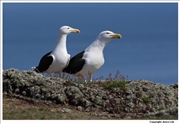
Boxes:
[45,72,52,77]
[58,72,62,78]
[54,72,59,77]
[88,71,92,82]
[61,72,68,79]
[76,73,86,83]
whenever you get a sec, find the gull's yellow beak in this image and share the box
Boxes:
[112,34,122,39]
[71,28,80,33]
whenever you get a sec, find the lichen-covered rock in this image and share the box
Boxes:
[3,68,68,104]
[3,68,178,119]
[62,108,71,113]
[65,86,84,105]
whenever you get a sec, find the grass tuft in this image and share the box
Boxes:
[102,70,127,91]
[103,80,127,91]
[141,96,151,104]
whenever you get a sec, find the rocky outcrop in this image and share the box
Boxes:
[3,68,178,119]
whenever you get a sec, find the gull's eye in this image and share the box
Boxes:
[106,32,110,34]
[67,27,70,29]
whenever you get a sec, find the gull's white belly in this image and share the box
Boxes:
[78,52,104,75]
[46,53,70,73]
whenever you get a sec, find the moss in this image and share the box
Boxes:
[153,106,158,110]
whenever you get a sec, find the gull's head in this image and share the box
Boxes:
[59,26,80,34]
[98,30,122,40]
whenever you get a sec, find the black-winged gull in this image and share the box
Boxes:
[63,30,122,81]
[32,25,80,75]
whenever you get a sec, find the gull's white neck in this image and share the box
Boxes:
[85,38,110,52]
[53,33,68,54]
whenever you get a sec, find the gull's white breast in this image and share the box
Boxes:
[78,50,105,75]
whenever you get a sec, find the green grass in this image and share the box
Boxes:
[102,70,127,91]
[103,80,127,91]
[141,96,151,104]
